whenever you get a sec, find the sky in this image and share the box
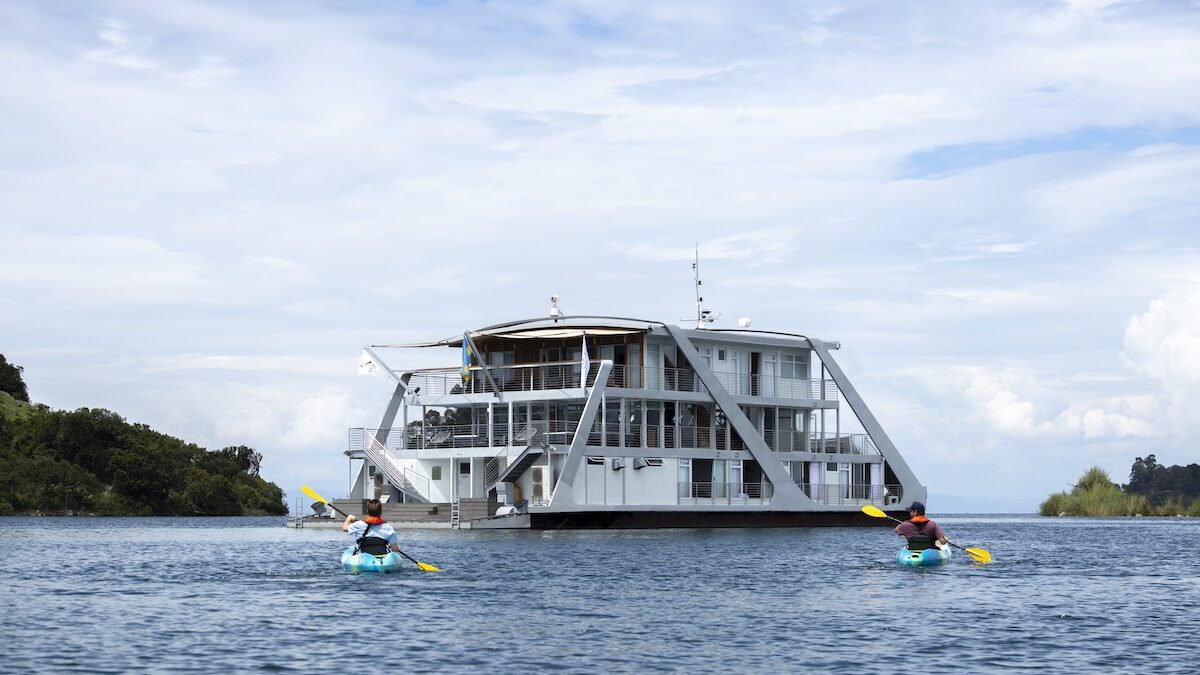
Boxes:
[2,0,1199,513]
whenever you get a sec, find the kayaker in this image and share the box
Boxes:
[894,501,948,551]
[342,499,402,556]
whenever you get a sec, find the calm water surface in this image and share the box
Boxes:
[1,515,1197,672]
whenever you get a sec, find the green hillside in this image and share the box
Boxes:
[0,356,286,516]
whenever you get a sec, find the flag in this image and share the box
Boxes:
[358,350,379,376]
[461,333,474,384]
[580,332,589,388]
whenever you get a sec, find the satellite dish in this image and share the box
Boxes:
[430,430,451,444]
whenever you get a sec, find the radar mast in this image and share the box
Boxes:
[689,245,720,329]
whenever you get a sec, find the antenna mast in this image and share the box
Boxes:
[689,244,720,329]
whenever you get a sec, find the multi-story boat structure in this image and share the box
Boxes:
[343,306,924,529]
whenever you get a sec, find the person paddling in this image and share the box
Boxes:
[342,499,402,557]
[894,501,948,551]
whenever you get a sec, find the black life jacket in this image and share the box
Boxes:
[354,522,391,557]
[906,519,937,551]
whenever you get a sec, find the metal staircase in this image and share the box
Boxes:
[362,434,431,503]
[498,443,545,484]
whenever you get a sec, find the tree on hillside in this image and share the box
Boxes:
[0,355,29,402]
[1124,454,1200,506]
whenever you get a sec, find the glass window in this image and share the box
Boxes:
[431,465,442,481]
[781,354,799,379]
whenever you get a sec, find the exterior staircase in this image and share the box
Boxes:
[362,434,431,503]
[494,442,545,486]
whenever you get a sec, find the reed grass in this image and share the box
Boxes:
[1041,467,1200,517]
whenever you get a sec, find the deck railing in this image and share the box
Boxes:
[763,431,881,455]
[677,481,774,505]
[405,361,838,401]
[358,434,430,502]
[351,424,884,459]
[802,482,901,506]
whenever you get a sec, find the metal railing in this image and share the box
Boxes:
[677,481,774,505]
[801,482,901,506]
[763,431,881,455]
[704,372,838,400]
[405,360,838,400]
[351,422,580,455]
[407,360,612,396]
[351,424,883,458]
[359,434,430,502]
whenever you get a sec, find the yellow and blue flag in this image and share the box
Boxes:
[461,333,474,384]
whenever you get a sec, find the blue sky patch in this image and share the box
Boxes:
[898,125,1200,179]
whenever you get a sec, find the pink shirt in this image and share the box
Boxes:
[895,518,946,541]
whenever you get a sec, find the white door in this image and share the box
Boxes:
[457,460,471,499]
[713,459,726,499]
[761,353,776,397]
[729,460,743,498]
[585,456,606,504]
[677,458,691,502]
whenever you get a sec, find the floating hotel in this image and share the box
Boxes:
[341,297,925,529]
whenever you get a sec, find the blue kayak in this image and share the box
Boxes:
[341,546,404,573]
[896,543,951,567]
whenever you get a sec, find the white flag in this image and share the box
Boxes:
[580,332,589,388]
[358,349,379,376]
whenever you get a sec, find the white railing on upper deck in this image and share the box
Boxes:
[764,431,881,455]
[350,424,881,458]
[405,361,837,401]
[703,372,838,400]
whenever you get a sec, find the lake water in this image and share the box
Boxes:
[1,515,1197,672]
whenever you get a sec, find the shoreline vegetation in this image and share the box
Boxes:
[1041,459,1200,517]
[0,354,287,516]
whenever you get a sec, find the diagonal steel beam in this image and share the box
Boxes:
[666,325,816,509]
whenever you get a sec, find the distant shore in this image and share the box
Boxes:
[1041,462,1200,517]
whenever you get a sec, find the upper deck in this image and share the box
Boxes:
[386,316,840,407]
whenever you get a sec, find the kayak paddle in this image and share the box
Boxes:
[301,484,443,572]
[861,504,993,564]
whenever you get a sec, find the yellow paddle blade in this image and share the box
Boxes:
[301,484,329,504]
[416,562,443,572]
[861,505,887,518]
[965,547,993,564]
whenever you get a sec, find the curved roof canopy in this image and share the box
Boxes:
[376,316,662,348]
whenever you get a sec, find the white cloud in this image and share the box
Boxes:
[620,228,797,262]
[954,366,1153,440]
[1123,289,1200,437]
[283,390,359,446]
[1029,147,1200,232]
[0,233,209,302]
[4,0,1200,505]
[1124,292,1200,384]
